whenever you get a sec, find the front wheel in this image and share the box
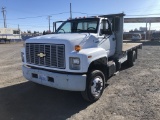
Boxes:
[81,70,105,102]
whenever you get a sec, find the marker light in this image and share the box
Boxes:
[75,45,81,52]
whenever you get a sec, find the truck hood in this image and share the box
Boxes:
[27,33,89,42]
[25,33,98,51]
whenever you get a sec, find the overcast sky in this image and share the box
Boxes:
[0,0,160,32]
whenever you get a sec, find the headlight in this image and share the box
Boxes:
[21,52,24,62]
[69,57,80,70]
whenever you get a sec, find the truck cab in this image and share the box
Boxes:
[21,13,142,102]
[55,17,116,57]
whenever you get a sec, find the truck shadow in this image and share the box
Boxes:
[0,82,90,120]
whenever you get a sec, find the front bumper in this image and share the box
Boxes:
[22,65,86,91]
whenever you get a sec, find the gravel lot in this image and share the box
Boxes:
[0,41,160,120]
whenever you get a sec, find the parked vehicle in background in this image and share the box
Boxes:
[131,33,142,41]
[0,28,21,43]
[151,32,160,41]
[21,13,142,102]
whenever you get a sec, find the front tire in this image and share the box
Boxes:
[81,70,105,102]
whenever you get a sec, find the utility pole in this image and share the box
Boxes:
[145,21,148,40]
[48,16,52,33]
[149,22,151,40]
[18,24,19,30]
[18,24,21,40]
[1,7,7,28]
[70,3,72,19]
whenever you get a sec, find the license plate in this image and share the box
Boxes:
[39,74,47,81]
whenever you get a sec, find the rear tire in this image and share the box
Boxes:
[81,70,105,102]
[127,50,136,67]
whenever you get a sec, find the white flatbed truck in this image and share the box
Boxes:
[21,13,142,102]
[0,28,21,43]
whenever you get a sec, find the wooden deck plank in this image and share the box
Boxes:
[123,43,142,52]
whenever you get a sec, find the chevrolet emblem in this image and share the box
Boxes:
[37,53,46,58]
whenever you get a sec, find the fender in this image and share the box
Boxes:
[78,47,108,72]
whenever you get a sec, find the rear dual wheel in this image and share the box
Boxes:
[127,50,136,67]
[81,70,105,102]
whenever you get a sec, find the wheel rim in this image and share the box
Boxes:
[91,76,103,97]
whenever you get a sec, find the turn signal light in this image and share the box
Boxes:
[75,45,81,52]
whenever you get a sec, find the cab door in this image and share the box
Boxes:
[98,19,116,57]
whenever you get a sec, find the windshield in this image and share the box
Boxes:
[132,34,141,37]
[56,18,99,34]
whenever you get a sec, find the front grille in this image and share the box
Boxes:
[26,43,65,69]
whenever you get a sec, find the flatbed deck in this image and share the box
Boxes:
[123,43,142,52]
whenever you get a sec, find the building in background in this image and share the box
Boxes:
[139,27,147,31]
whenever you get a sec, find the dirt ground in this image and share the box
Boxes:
[0,41,160,120]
